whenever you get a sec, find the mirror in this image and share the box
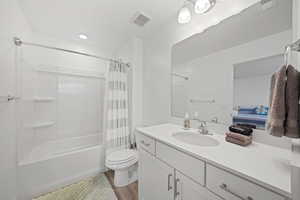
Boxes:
[233,55,284,129]
[171,0,293,128]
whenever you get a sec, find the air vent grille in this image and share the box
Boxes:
[132,12,150,27]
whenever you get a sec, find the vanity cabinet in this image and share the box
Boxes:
[138,133,220,200]
[138,148,157,200]
[156,141,205,186]
[139,148,174,200]
[175,171,221,200]
[206,164,286,200]
[137,131,290,200]
[137,132,156,155]
[139,147,220,200]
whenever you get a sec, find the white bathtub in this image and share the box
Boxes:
[17,135,106,200]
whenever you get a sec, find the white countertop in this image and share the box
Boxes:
[136,123,292,198]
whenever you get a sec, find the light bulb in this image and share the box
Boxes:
[79,34,88,40]
[178,6,192,24]
[194,0,215,14]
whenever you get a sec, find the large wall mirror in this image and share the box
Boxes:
[171,0,293,129]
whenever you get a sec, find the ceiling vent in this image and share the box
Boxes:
[131,12,150,27]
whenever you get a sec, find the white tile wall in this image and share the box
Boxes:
[17,45,107,163]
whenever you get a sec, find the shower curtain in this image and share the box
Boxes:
[105,60,130,152]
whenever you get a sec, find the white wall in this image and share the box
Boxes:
[0,1,32,199]
[172,75,188,117]
[115,38,143,134]
[234,75,271,107]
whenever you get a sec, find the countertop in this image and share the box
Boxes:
[136,123,292,198]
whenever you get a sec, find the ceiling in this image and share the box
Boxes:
[18,0,183,53]
[172,0,292,66]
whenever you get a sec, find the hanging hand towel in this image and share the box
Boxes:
[285,65,300,138]
[267,66,287,137]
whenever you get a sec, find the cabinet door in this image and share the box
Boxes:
[175,171,221,200]
[139,148,174,200]
[139,148,156,200]
[152,157,174,200]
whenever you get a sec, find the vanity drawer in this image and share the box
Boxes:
[206,164,286,200]
[136,132,156,155]
[156,141,205,186]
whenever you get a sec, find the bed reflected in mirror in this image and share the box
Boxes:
[232,55,284,130]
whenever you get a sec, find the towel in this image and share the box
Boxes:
[226,136,252,146]
[225,132,252,146]
[267,66,287,137]
[229,125,253,136]
[267,65,300,138]
[285,65,300,138]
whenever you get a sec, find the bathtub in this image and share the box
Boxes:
[17,135,106,200]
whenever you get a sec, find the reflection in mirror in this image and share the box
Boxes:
[233,55,284,130]
[171,0,293,127]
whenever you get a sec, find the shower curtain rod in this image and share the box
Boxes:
[13,37,131,67]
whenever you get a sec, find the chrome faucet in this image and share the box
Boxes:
[211,117,218,123]
[198,121,209,135]
[191,118,211,135]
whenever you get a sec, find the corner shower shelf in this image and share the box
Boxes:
[33,97,56,102]
[32,122,55,129]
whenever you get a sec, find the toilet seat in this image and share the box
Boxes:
[106,149,138,170]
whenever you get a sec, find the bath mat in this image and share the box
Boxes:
[33,173,117,200]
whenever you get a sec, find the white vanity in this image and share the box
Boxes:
[136,124,291,200]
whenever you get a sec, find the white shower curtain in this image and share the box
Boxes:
[105,60,130,152]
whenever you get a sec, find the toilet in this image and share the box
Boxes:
[105,149,138,187]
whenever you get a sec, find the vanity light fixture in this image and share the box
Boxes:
[178,0,216,24]
[79,34,88,40]
[178,5,192,24]
[194,0,216,14]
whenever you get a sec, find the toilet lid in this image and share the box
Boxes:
[106,149,138,165]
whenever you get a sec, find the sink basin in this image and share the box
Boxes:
[172,131,219,147]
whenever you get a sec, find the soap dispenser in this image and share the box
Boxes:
[184,112,191,129]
